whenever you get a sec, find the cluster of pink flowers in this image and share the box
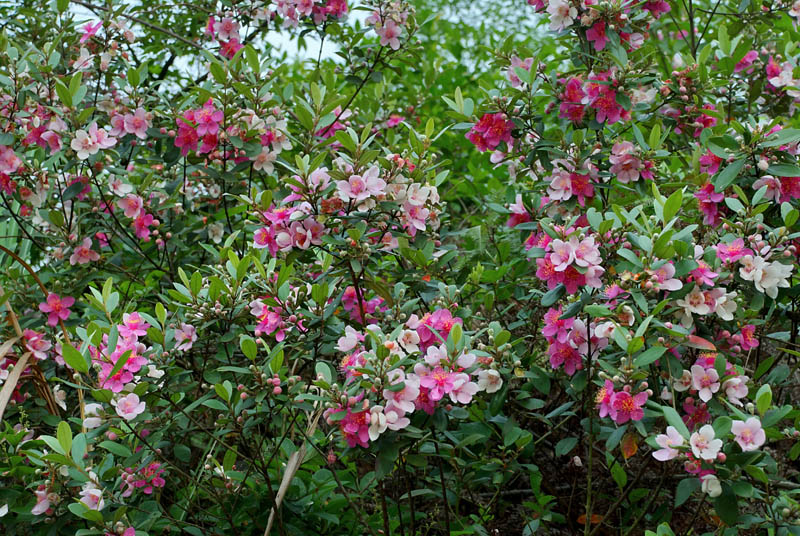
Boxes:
[253,204,325,256]
[542,307,608,375]
[109,107,151,140]
[70,122,116,160]
[341,286,386,324]
[543,159,597,207]
[116,193,158,241]
[466,113,515,152]
[120,462,166,497]
[609,141,655,183]
[88,313,151,393]
[206,16,243,59]
[174,99,224,157]
[407,308,462,352]
[366,5,409,51]
[272,0,349,28]
[250,297,293,342]
[535,232,605,294]
[327,322,502,447]
[596,380,650,424]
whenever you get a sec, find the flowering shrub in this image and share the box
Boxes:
[1,0,800,535]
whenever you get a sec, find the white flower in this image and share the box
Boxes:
[547,0,577,31]
[758,261,792,299]
[368,406,387,440]
[253,147,277,173]
[53,384,67,411]
[673,369,692,392]
[701,474,722,497]
[83,403,104,429]
[207,222,224,244]
[723,375,749,406]
[337,326,361,352]
[398,329,420,354]
[690,424,722,461]
[675,286,710,326]
[477,369,503,393]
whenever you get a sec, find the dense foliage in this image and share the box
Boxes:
[1,0,800,535]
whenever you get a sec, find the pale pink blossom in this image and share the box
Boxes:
[690,424,722,460]
[113,393,146,420]
[731,417,765,451]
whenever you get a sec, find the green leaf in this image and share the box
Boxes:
[661,405,690,439]
[755,384,771,416]
[662,189,683,223]
[713,159,745,192]
[675,478,699,507]
[634,346,667,368]
[555,437,578,456]
[767,163,800,177]
[240,335,257,361]
[713,484,739,525]
[57,421,72,455]
[61,342,89,373]
[541,284,565,307]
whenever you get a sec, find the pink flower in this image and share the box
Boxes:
[507,55,534,87]
[722,375,749,405]
[133,212,155,240]
[123,108,150,139]
[194,100,224,137]
[383,370,420,414]
[119,312,150,339]
[113,393,146,420]
[70,237,101,265]
[24,329,51,360]
[548,340,583,375]
[542,306,575,343]
[377,19,402,50]
[174,323,197,351]
[735,50,759,73]
[31,486,51,515]
[595,379,615,418]
[690,424,722,460]
[466,113,515,152]
[38,293,75,326]
[738,324,759,351]
[418,366,461,401]
[653,426,685,461]
[690,365,720,402]
[731,417,766,451]
[608,390,648,424]
[118,194,144,218]
[586,21,608,51]
[80,21,103,43]
[213,17,240,41]
[336,166,386,203]
[0,145,22,174]
[716,238,753,264]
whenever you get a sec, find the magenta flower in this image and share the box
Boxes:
[38,293,74,326]
[595,379,616,418]
[70,237,100,265]
[731,417,766,451]
[194,99,224,136]
[418,366,460,401]
[716,238,753,264]
[80,21,102,44]
[118,312,150,339]
[586,21,608,51]
[608,390,648,424]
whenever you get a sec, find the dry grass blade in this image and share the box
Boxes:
[0,351,31,422]
[264,407,323,536]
